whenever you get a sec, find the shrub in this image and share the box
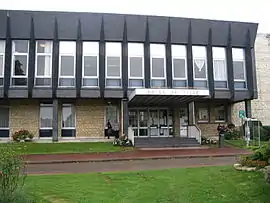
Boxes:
[0,145,26,202]
[239,156,267,169]
[12,130,34,142]
[224,129,241,140]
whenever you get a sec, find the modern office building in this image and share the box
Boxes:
[0,10,258,146]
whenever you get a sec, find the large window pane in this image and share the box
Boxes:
[215,105,226,122]
[40,105,53,128]
[233,61,245,80]
[62,105,75,128]
[152,58,165,78]
[0,55,3,76]
[37,55,51,76]
[84,56,97,76]
[107,57,120,77]
[60,56,74,76]
[14,40,28,53]
[0,107,9,128]
[37,41,52,53]
[213,60,227,81]
[194,59,207,79]
[13,56,27,76]
[0,41,5,53]
[173,58,186,78]
[130,57,143,77]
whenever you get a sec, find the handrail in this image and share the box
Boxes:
[187,124,202,144]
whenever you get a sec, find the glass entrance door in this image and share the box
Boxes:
[149,110,159,136]
[138,110,148,136]
[179,107,188,137]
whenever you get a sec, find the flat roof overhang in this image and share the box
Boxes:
[128,88,210,106]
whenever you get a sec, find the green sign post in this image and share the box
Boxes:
[239,110,246,119]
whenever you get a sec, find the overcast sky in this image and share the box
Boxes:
[0,0,268,33]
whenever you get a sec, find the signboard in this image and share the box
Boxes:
[135,88,210,96]
[239,110,246,118]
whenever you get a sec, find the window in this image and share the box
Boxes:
[106,42,121,88]
[59,41,76,87]
[214,104,226,122]
[11,40,29,86]
[196,104,209,122]
[0,41,5,86]
[35,41,53,86]
[62,104,76,137]
[105,106,118,124]
[0,107,9,138]
[39,104,53,137]
[193,46,208,88]
[232,48,246,89]
[82,42,99,87]
[172,45,187,87]
[128,43,144,88]
[213,47,227,89]
[150,44,166,87]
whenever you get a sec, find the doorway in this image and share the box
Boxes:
[179,107,188,137]
[129,108,173,137]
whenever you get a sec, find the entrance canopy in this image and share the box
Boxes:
[128,88,210,106]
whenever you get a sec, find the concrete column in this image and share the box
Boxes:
[188,102,195,125]
[245,100,252,118]
[227,103,232,123]
[52,99,59,142]
[121,99,129,136]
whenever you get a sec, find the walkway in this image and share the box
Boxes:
[26,156,237,175]
[23,147,251,164]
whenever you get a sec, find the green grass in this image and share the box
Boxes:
[0,142,133,155]
[226,139,269,149]
[24,166,270,203]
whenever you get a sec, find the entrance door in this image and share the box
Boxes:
[138,110,148,136]
[179,108,188,137]
[149,110,159,136]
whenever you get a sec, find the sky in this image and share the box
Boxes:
[0,0,268,33]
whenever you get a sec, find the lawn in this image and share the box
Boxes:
[24,166,270,203]
[0,142,132,155]
[226,139,269,148]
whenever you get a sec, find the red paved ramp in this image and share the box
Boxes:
[23,147,251,164]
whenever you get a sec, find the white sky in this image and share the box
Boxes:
[0,0,268,33]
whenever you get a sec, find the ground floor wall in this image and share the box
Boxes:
[0,99,232,140]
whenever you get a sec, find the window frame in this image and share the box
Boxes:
[128,43,144,88]
[214,105,226,123]
[192,46,208,81]
[197,107,209,123]
[82,41,99,88]
[35,41,53,87]
[232,48,246,88]
[171,44,187,81]
[150,44,166,87]
[0,41,5,86]
[62,104,76,130]
[11,40,29,87]
[0,106,9,130]
[58,41,76,87]
[212,47,228,89]
[105,42,122,88]
[39,103,53,130]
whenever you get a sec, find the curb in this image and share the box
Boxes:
[24,152,251,165]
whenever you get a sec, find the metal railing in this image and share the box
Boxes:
[187,124,202,144]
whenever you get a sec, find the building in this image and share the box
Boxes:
[232,34,270,127]
[0,10,258,146]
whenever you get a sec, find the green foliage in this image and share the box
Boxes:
[224,129,241,140]
[0,145,26,202]
[12,130,34,142]
[239,156,267,169]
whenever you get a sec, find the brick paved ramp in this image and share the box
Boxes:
[23,147,251,164]
[26,156,237,175]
